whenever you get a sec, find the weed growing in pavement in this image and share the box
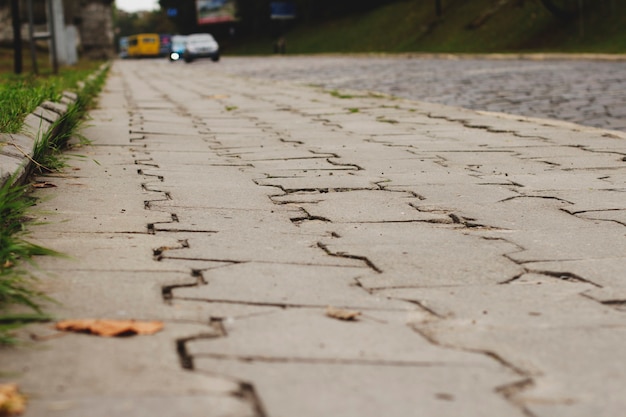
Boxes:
[365,92,392,100]
[376,116,399,124]
[329,90,355,99]
[0,175,60,344]
[328,89,393,100]
[32,104,87,174]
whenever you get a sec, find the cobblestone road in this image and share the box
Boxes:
[215,55,626,131]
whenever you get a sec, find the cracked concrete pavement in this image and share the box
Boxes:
[2,58,626,417]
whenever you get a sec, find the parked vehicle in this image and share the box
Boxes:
[183,33,220,63]
[169,35,188,61]
[119,37,129,59]
[127,33,160,58]
[159,34,172,57]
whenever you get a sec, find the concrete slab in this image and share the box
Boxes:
[32,106,61,124]
[154,231,366,268]
[22,113,51,138]
[278,189,451,224]
[0,133,36,160]
[0,153,24,184]
[2,323,250,417]
[173,262,402,310]
[322,222,524,289]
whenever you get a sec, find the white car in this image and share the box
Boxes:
[183,33,220,63]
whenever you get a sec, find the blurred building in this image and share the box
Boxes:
[0,0,115,59]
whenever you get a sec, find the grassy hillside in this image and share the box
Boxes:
[229,0,626,55]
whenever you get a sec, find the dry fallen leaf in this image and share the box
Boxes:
[326,306,361,321]
[55,319,164,337]
[31,182,57,188]
[0,383,26,416]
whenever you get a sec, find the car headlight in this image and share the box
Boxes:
[170,52,180,60]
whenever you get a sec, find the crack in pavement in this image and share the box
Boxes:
[316,242,382,273]
[410,324,539,417]
[189,352,487,368]
[125,99,277,417]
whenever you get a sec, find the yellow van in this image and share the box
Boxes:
[127,33,160,58]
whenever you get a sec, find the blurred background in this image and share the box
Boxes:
[1,0,624,71]
[117,0,625,55]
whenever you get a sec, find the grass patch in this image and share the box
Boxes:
[228,0,626,54]
[0,78,58,133]
[0,46,104,134]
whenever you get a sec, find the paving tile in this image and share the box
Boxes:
[380,279,626,415]
[322,222,524,289]
[173,262,399,310]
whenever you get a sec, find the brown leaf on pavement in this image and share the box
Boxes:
[55,319,164,337]
[0,383,26,416]
[326,306,361,321]
[31,182,57,188]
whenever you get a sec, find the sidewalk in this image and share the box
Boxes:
[1,59,626,417]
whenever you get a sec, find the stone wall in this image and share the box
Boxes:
[0,0,114,59]
[79,1,114,59]
[0,5,11,43]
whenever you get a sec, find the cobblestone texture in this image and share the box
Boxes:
[215,56,626,131]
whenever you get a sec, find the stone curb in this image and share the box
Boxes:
[283,52,626,61]
[0,95,75,188]
[0,65,108,189]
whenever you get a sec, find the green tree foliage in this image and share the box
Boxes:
[114,8,175,37]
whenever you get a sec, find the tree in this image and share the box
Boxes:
[115,9,175,37]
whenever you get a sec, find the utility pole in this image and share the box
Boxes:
[48,0,59,74]
[27,0,39,74]
[11,0,23,74]
[50,0,71,68]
